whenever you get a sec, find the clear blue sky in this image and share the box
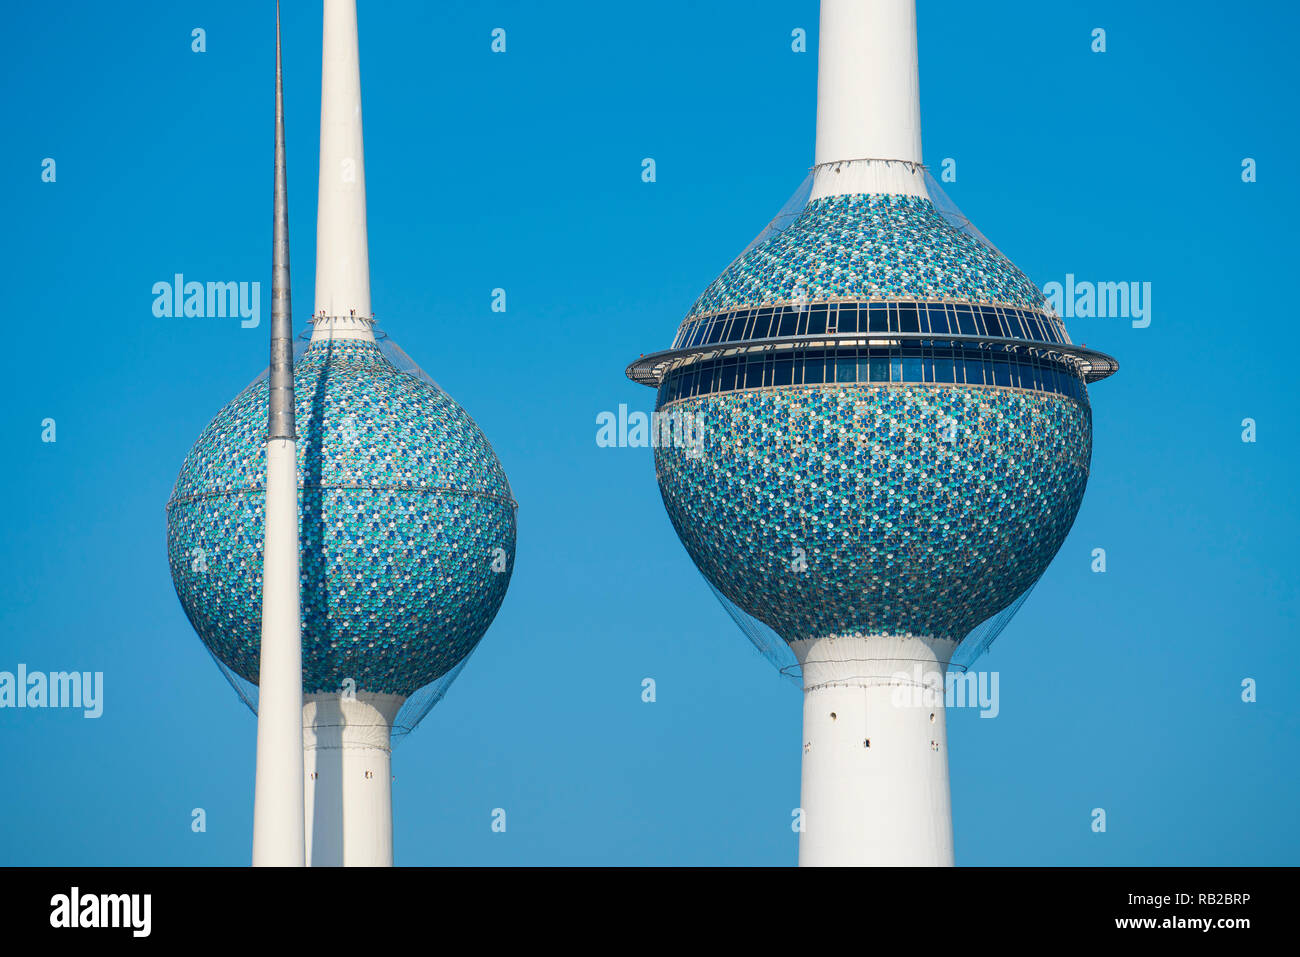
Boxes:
[1,0,1296,865]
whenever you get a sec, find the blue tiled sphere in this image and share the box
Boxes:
[655,387,1090,644]
[688,194,1046,316]
[651,191,1093,646]
[166,338,516,696]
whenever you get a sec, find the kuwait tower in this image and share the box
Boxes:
[166,0,517,866]
[627,0,1116,865]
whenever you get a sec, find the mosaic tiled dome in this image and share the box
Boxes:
[687,194,1046,316]
[634,184,1110,654]
[166,338,516,696]
[655,386,1090,643]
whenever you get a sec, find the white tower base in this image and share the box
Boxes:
[791,634,957,867]
[251,437,304,867]
[303,691,404,866]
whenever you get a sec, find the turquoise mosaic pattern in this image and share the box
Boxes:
[654,386,1090,644]
[166,339,516,696]
[687,194,1046,317]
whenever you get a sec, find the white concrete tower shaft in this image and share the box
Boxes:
[810,0,928,199]
[301,0,397,867]
[313,0,375,341]
[252,5,306,868]
[303,693,404,866]
[791,635,957,867]
[791,1,954,868]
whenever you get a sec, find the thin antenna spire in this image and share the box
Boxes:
[252,0,306,867]
[269,2,295,439]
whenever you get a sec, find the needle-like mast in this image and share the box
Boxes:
[252,1,306,868]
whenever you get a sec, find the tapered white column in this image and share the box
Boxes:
[791,634,956,866]
[252,8,306,868]
[303,693,404,866]
[810,0,928,199]
[252,440,305,867]
[313,0,375,341]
